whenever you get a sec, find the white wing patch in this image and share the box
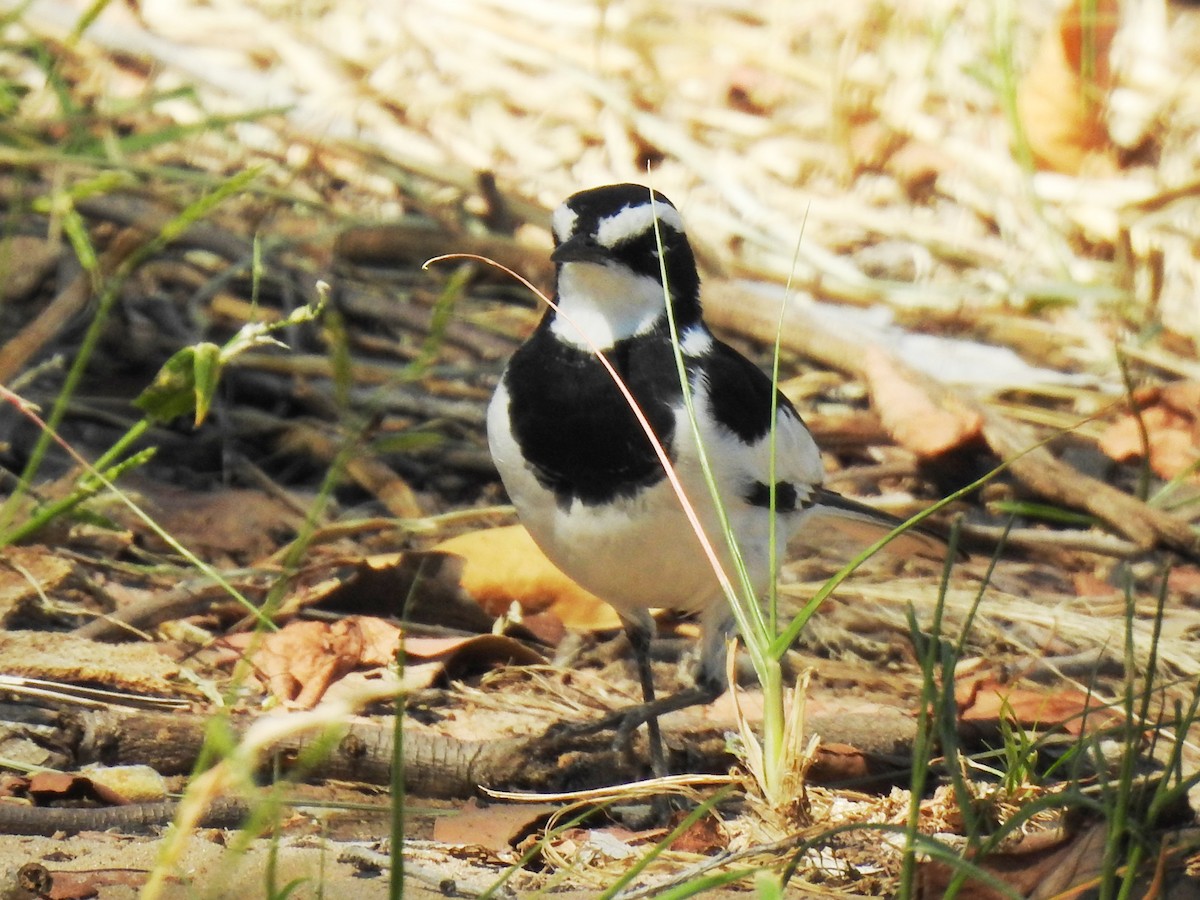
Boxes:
[679,325,715,357]
[768,405,825,493]
[686,370,824,508]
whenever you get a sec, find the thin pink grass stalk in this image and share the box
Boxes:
[0,385,98,476]
[423,253,737,601]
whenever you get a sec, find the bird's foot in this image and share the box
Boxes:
[542,705,653,759]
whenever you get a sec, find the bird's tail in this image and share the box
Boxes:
[799,487,955,561]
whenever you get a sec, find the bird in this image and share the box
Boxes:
[487,183,942,778]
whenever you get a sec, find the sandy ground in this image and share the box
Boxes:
[0,830,686,899]
[0,832,380,900]
[0,831,487,899]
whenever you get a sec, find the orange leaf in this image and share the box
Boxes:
[956,676,1122,736]
[669,810,728,854]
[862,348,983,459]
[1016,0,1118,173]
[226,617,401,708]
[402,633,543,675]
[1097,382,1200,483]
[435,526,622,631]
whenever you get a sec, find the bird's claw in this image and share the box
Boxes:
[543,706,652,759]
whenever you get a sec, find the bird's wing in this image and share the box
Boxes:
[688,337,954,559]
[692,339,825,497]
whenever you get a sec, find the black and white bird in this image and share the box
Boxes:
[488,183,939,776]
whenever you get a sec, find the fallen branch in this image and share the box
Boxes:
[0,698,915,811]
[705,280,1200,560]
[0,798,248,836]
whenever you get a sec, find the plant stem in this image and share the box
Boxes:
[760,661,784,802]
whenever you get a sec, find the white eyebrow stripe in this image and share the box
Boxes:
[595,202,685,248]
[551,204,579,242]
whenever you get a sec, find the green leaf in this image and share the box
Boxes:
[988,499,1097,526]
[61,506,123,532]
[191,342,222,426]
[133,346,199,423]
[134,338,232,428]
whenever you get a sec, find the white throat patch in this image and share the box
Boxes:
[551,261,667,351]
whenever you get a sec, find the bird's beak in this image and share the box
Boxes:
[550,233,608,265]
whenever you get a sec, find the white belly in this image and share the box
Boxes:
[487,381,796,620]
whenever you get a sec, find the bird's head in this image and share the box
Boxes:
[547,184,702,350]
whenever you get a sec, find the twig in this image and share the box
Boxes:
[0,798,248,836]
[957,523,1140,558]
[0,229,143,383]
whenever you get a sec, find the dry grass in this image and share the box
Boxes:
[6,1,1200,894]
[18,0,1200,349]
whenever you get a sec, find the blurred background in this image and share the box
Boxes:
[10,0,1200,336]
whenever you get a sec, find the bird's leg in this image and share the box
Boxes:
[625,618,668,779]
[609,671,724,764]
[544,617,725,779]
[604,615,729,775]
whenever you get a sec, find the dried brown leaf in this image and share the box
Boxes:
[432,797,557,851]
[403,633,543,676]
[1016,0,1119,173]
[1098,382,1200,482]
[918,819,1093,899]
[225,618,541,707]
[48,867,150,900]
[863,347,983,458]
[956,675,1123,736]
[807,742,871,783]
[226,617,395,708]
[668,809,728,854]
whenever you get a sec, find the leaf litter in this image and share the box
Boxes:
[1,0,1199,895]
